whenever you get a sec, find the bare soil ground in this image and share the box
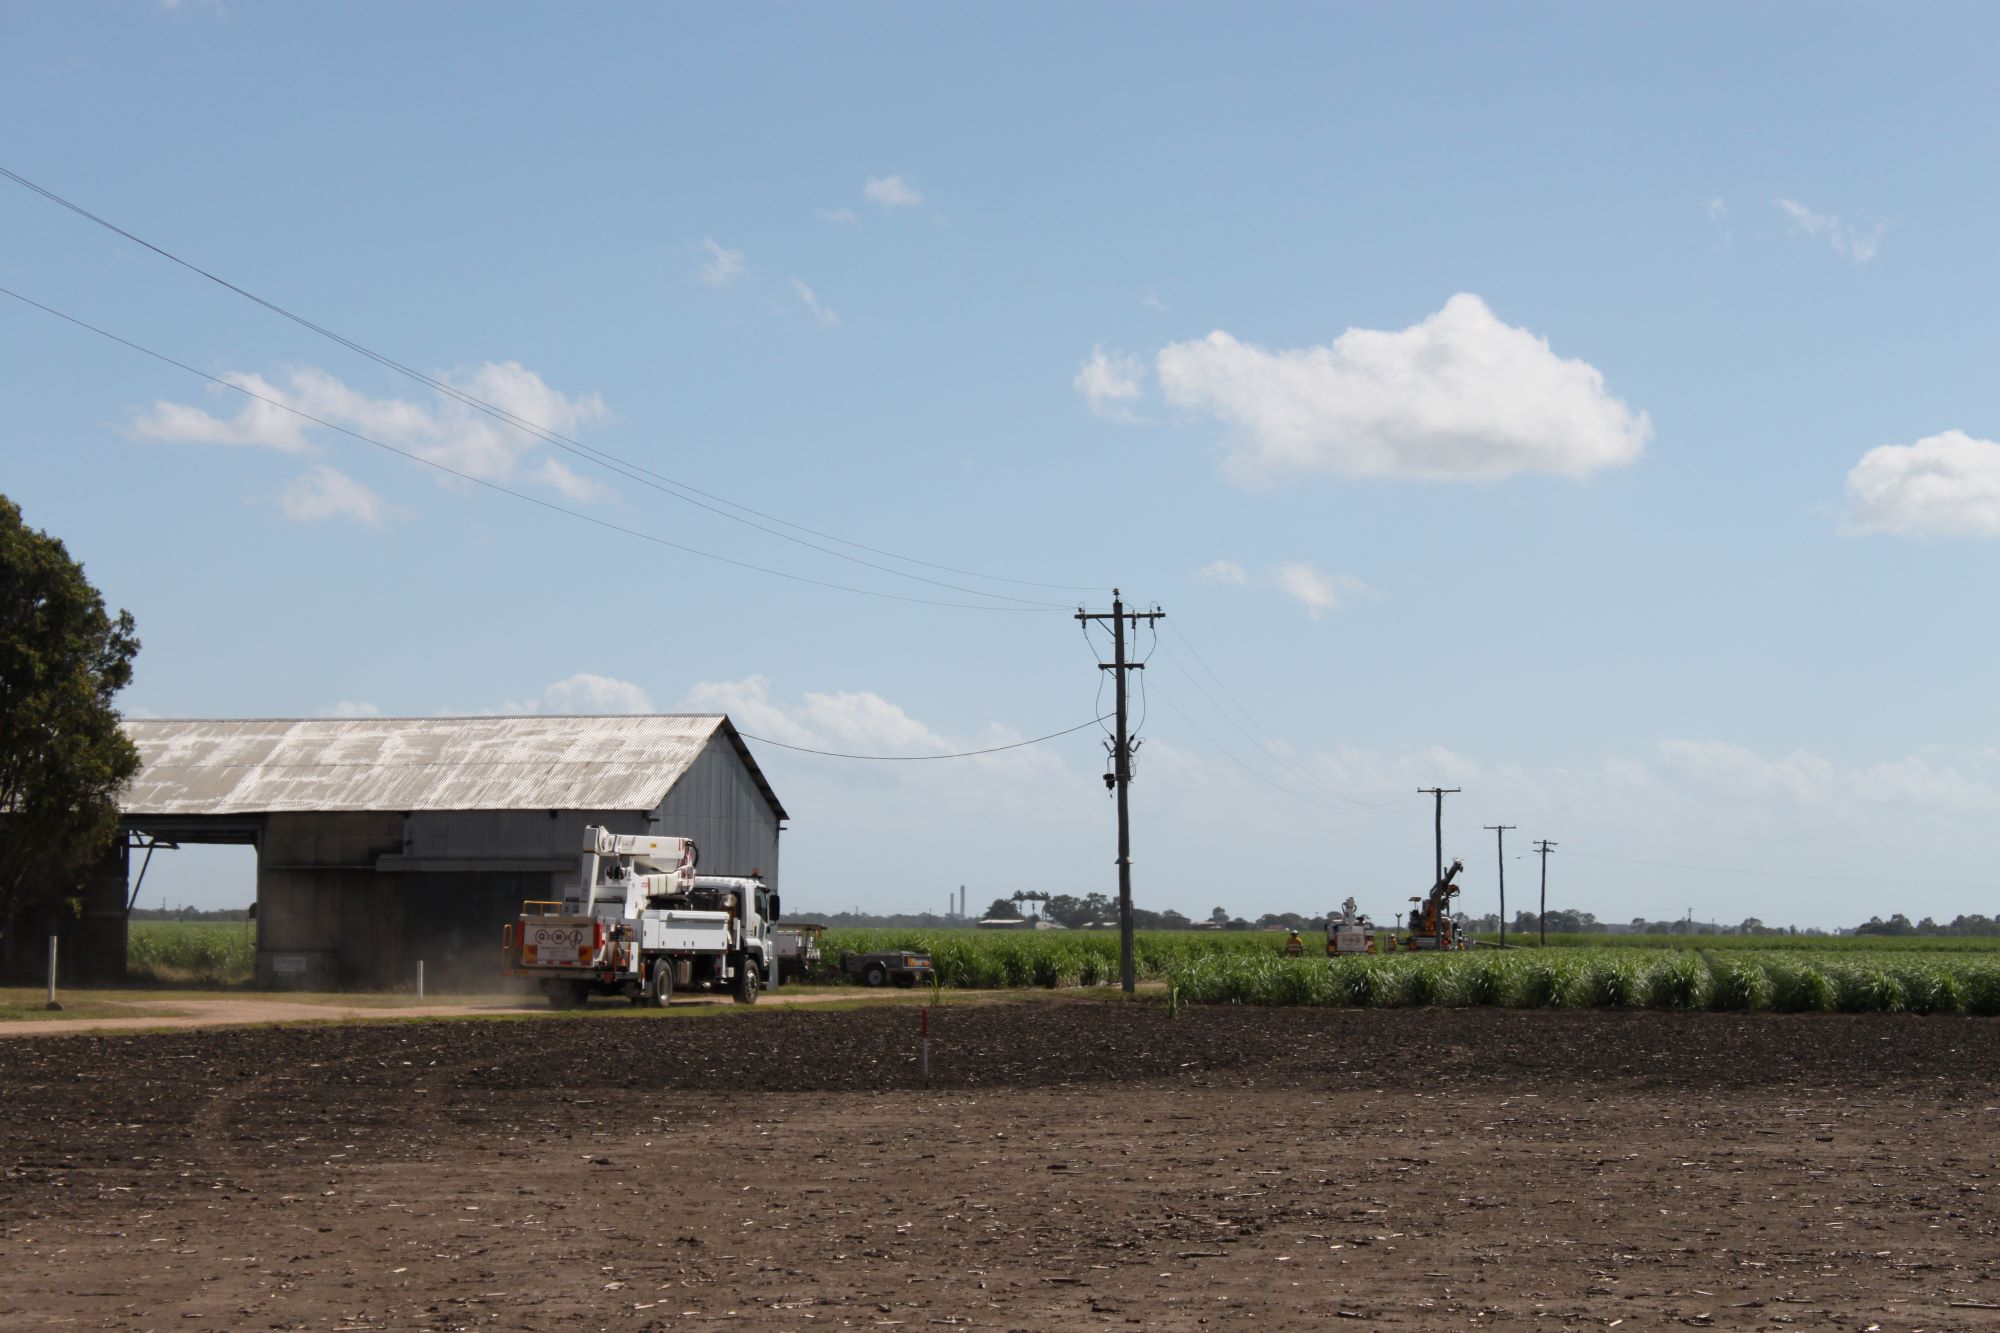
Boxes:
[0,986,894,1037]
[2,1003,1996,1331]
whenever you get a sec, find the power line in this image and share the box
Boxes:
[1534,839,1557,947]
[1158,621,1414,810]
[1076,591,1165,994]
[1152,634,1410,811]
[0,285,1056,613]
[738,716,1108,760]
[1146,681,1364,812]
[1417,787,1461,886]
[1483,824,1516,946]
[0,163,1097,603]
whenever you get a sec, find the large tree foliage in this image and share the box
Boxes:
[0,495,140,949]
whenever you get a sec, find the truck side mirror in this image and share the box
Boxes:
[769,894,780,922]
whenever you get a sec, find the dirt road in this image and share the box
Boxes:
[0,987,905,1037]
[2,1004,1995,1330]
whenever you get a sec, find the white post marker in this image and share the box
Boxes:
[45,935,61,1011]
[417,959,425,999]
[921,1006,931,1089]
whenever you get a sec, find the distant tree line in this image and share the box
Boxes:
[129,906,251,922]
[792,892,1872,932]
[1854,913,2000,937]
[798,898,1999,937]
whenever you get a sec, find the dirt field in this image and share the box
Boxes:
[0,986,894,1037]
[3,1003,1996,1331]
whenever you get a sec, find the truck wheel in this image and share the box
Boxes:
[732,958,760,1005]
[546,981,583,1010]
[649,959,674,1009]
[863,962,889,988]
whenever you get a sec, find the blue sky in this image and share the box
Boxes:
[5,3,1997,927]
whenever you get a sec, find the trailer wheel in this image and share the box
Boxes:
[732,957,760,1005]
[649,959,674,1009]
[862,962,889,988]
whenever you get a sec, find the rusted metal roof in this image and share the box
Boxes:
[120,715,788,819]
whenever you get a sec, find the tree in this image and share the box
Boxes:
[1043,894,1086,928]
[0,496,140,975]
[1208,906,1230,925]
[983,897,1022,920]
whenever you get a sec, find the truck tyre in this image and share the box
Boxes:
[862,962,889,988]
[649,958,674,1009]
[545,981,583,1010]
[732,956,760,1005]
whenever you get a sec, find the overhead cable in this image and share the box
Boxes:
[0,164,1097,603]
[1153,631,1411,810]
[0,285,1054,613]
[1145,682,1368,812]
[737,716,1109,760]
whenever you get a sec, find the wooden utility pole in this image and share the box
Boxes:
[1076,589,1165,994]
[1418,787,1460,886]
[1483,824,1515,945]
[1534,839,1557,945]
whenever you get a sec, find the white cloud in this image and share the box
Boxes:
[680,674,946,755]
[322,701,381,718]
[1776,197,1883,263]
[278,466,388,524]
[1194,560,1247,585]
[1707,197,1729,221]
[697,238,745,287]
[501,672,656,715]
[1074,345,1146,421]
[129,361,610,497]
[1268,562,1371,619]
[531,457,610,503]
[820,207,858,225]
[864,175,922,209]
[1155,294,1651,485]
[1656,740,1837,806]
[1844,430,2000,537]
[131,372,315,452]
[1141,293,1168,313]
[790,278,839,328]
[1656,740,2000,815]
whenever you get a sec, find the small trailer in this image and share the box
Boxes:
[838,949,937,988]
[503,826,777,1008]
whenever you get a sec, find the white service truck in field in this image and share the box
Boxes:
[502,826,777,1008]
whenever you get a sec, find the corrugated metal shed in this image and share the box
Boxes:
[121,715,788,818]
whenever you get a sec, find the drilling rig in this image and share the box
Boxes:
[1402,858,1468,951]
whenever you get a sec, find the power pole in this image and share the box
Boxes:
[1483,824,1515,945]
[1077,589,1165,994]
[1417,787,1460,885]
[1534,839,1557,945]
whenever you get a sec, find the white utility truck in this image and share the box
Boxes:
[502,826,777,1008]
[1326,895,1382,955]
